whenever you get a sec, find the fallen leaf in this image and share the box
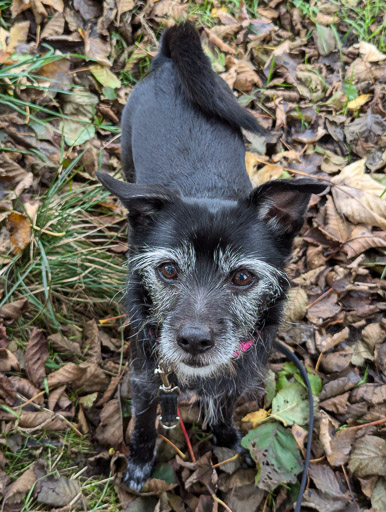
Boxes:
[0,372,16,405]
[309,463,349,498]
[7,21,30,53]
[91,65,121,88]
[47,332,82,356]
[25,328,49,388]
[350,384,386,405]
[3,460,46,507]
[371,478,386,512]
[359,41,386,62]
[241,421,303,491]
[284,287,308,322]
[40,12,65,39]
[95,399,123,449]
[6,212,32,254]
[0,348,20,372]
[313,25,336,56]
[347,93,372,110]
[348,436,386,477]
[37,476,81,507]
[307,291,340,324]
[362,323,386,349]
[242,409,270,428]
[327,428,356,466]
[82,319,101,362]
[319,369,361,400]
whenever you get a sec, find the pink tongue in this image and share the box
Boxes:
[232,339,254,358]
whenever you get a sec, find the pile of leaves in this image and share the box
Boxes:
[0,0,385,510]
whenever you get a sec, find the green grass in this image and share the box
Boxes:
[290,0,386,51]
[0,159,127,333]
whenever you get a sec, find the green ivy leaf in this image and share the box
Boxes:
[241,421,303,491]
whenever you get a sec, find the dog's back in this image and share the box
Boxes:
[121,23,266,200]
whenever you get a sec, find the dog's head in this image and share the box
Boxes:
[97,173,326,382]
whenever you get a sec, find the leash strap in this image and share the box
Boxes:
[154,362,180,429]
[273,340,314,512]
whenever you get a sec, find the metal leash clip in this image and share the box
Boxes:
[154,361,180,430]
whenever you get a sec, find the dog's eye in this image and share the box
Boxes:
[159,263,178,280]
[232,269,254,287]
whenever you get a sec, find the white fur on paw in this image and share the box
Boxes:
[122,460,153,492]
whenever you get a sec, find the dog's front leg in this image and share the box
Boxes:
[123,377,158,491]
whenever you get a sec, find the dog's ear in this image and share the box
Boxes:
[246,178,327,237]
[96,173,177,227]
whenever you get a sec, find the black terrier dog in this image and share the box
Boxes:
[97,23,326,491]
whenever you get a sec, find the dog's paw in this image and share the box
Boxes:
[122,458,153,492]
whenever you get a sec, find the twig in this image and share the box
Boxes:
[344,418,386,430]
[212,453,239,468]
[99,314,126,325]
[315,352,323,372]
[177,405,196,463]
[306,288,333,310]
[211,493,233,512]
[158,433,186,459]
[13,389,46,409]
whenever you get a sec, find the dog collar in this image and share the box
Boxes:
[232,338,255,358]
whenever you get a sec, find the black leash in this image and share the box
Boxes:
[274,340,314,512]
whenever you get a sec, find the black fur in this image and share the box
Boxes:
[97,22,327,492]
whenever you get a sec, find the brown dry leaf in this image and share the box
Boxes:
[47,332,82,356]
[343,225,386,259]
[210,23,241,39]
[73,0,101,19]
[36,476,81,507]
[309,463,349,499]
[83,319,101,362]
[324,196,350,243]
[0,348,20,372]
[327,428,356,466]
[331,159,386,230]
[207,29,236,54]
[320,369,361,400]
[11,0,31,17]
[234,61,262,91]
[0,325,9,348]
[18,410,68,430]
[76,362,109,393]
[348,436,386,478]
[47,384,66,411]
[7,21,30,53]
[362,323,385,349]
[96,374,121,406]
[84,31,111,66]
[116,0,135,22]
[3,460,46,506]
[25,328,49,388]
[95,399,123,449]
[6,212,32,254]
[359,41,386,63]
[46,362,86,388]
[350,384,386,405]
[0,299,28,321]
[40,12,65,39]
[9,375,44,403]
[321,350,352,373]
[307,291,340,324]
[317,327,349,353]
[291,424,308,452]
[292,266,324,287]
[0,372,16,405]
[284,287,308,322]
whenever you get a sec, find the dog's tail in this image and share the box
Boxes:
[159,22,267,136]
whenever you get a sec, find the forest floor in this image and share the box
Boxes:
[0,0,385,511]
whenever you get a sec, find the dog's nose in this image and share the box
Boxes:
[177,324,214,355]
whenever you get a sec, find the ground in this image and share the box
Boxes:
[0,0,385,511]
